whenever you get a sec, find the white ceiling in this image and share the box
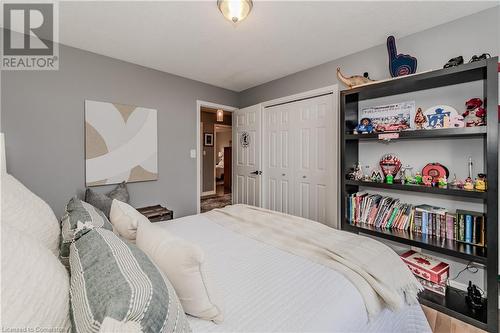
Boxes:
[56,1,497,92]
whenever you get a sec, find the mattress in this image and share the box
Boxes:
[159,213,431,333]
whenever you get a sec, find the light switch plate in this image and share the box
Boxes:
[190,149,196,158]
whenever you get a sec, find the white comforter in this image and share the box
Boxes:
[159,213,431,333]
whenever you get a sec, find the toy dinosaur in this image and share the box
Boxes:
[336,68,375,88]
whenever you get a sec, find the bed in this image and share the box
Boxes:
[159,212,431,333]
[1,168,431,333]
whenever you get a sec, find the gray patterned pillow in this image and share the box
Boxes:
[59,197,113,266]
[69,227,191,333]
[85,182,130,217]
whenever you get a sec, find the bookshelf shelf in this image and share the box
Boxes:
[419,286,487,330]
[340,57,498,332]
[345,127,486,141]
[345,180,487,199]
[344,223,487,264]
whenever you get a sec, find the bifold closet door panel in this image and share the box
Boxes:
[264,104,294,215]
[263,93,336,225]
[293,95,333,224]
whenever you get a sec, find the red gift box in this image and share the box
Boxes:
[400,250,449,285]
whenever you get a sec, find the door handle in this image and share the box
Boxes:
[250,170,262,175]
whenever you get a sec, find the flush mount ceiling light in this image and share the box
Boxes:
[216,109,224,122]
[217,0,253,23]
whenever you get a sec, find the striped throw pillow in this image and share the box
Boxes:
[60,197,113,266]
[69,227,191,333]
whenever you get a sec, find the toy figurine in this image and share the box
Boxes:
[422,175,433,187]
[379,153,402,180]
[438,177,448,188]
[462,98,486,127]
[371,171,383,183]
[415,171,423,185]
[386,174,394,184]
[337,68,376,88]
[475,173,487,191]
[354,163,364,181]
[400,165,413,184]
[449,174,458,188]
[466,157,473,183]
[346,165,357,180]
[414,108,427,130]
[354,118,374,134]
[464,178,474,190]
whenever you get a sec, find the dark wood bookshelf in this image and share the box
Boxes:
[344,223,487,264]
[345,180,487,199]
[340,57,498,332]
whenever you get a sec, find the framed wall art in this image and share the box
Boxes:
[85,100,158,186]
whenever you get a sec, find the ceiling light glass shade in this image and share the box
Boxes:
[217,0,253,23]
[216,109,224,122]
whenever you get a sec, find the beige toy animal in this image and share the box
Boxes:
[336,67,376,88]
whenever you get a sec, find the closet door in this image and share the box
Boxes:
[264,104,294,214]
[294,95,333,223]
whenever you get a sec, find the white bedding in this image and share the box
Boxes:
[159,213,431,333]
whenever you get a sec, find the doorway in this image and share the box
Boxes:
[197,101,237,213]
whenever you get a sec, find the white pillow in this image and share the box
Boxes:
[136,221,224,323]
[109,199,149,243]
[1,173,60,255]
[1,224,70,331]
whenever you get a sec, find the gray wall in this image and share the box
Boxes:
[1,43,238,217]
[239,7,499,107]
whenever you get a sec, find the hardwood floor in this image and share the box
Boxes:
[200,185,232,213]
[421,305,487,333]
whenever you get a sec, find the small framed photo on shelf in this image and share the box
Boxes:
[204,133,214,146]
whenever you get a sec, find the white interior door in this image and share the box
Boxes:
[233,104,262,206]
[263,92,336,225]
[293,95,333,224]
[264,103,294,214]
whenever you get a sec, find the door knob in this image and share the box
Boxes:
[282,173,286,176]
[302,175,307,179]
[250,170,262,175]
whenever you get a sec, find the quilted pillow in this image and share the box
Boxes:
[69,227,191,333]
[1,224,70,331]
[59,197,113,266]
[85,181,130,217]
[1,173,60,255]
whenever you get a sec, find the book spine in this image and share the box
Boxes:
[422,212,428,234]
[458,214,465,241]
[465,215,473,243]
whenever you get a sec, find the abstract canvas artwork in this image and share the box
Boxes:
[85,100,158,186]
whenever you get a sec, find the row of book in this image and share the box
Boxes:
[347,192,486,246]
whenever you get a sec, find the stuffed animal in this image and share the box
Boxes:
[462,98,486,127]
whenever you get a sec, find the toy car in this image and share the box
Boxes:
[375,123,409,132]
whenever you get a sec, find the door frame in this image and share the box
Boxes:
[196,100,237,214]
[260,85,340,227]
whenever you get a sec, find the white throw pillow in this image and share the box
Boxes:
[109,199,149,243]
[1,173,60,255]
[136,221,224,323]
[1,224,70,331]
